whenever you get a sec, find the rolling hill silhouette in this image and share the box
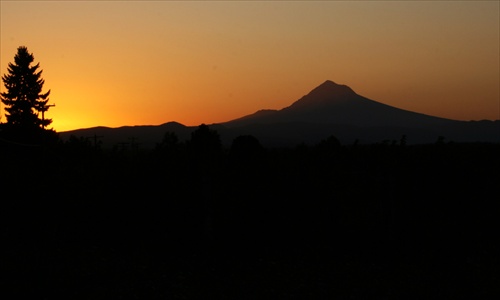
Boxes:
[59,80,499,148]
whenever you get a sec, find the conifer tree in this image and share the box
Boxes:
[1,46,52,130]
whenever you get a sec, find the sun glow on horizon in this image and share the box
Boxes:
[1,1,498,132]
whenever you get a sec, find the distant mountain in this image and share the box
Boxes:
[59,80,500,148]
[219,80,499,146]
[225,80,454,128]
[59,122,194,150]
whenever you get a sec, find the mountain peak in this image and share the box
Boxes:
[286,80,357,110]
[309,80,356,97]
[321,79,339,86]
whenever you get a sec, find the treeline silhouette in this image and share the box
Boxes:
[2,124,499,299]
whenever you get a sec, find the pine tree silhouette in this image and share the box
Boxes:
[1,46,53,130]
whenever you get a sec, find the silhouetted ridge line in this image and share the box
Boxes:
[58,80,500,147]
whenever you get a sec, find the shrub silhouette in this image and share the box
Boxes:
[156,131,180,153]
[186,123,223,170]
[229,134,265,167]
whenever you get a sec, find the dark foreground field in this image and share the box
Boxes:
[2,139,499,299]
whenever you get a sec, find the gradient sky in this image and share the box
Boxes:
[1,0,499,132]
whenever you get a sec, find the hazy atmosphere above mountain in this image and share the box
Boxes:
[1,1,498,131]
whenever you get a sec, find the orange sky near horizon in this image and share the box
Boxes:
[1,0,499,132]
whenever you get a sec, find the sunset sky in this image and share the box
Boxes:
[1,0,499,132]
